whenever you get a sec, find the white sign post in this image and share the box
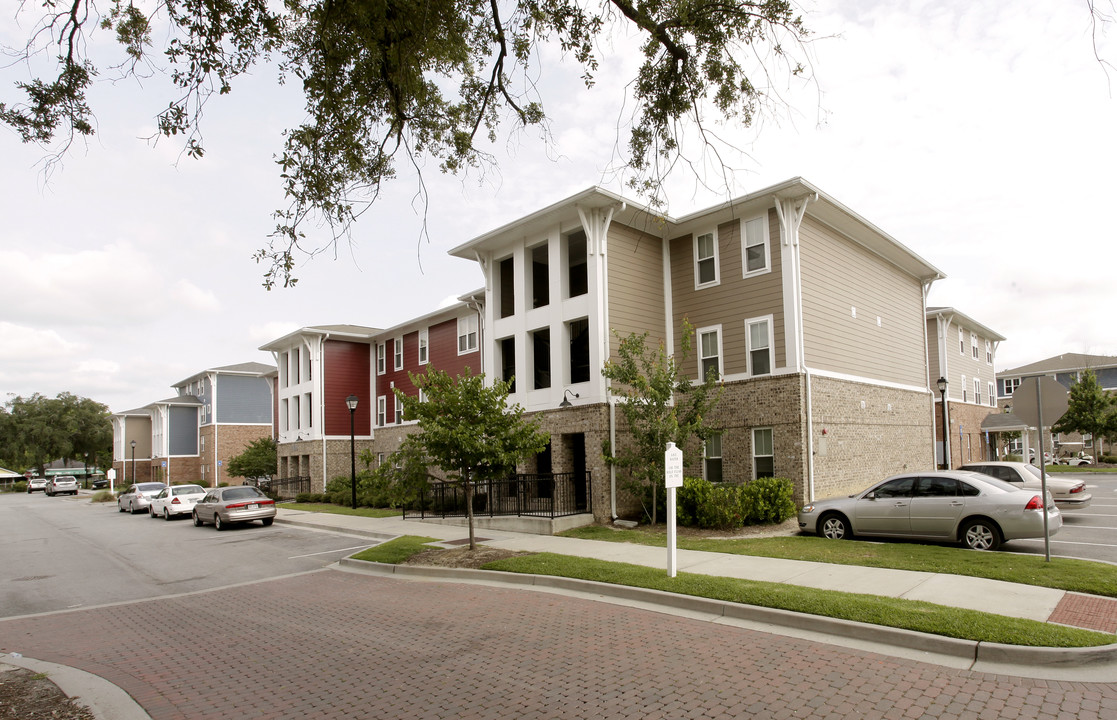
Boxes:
[665,442,684,577]
[107,468,116,494]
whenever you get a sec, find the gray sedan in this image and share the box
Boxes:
[192,486,276,530]
[959,461,1092,510]
[798,470,1061,551]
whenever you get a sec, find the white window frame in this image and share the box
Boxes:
[693,230,720,288]
[458,314,478,355]
[697,325,723,381]
[418,328,429,365]
[745,315,774,377]
[753,427,774,479]
[1003,377,1021,397]
[958,328,964,355]
[971,332,979,360]
[376,396,386,427]
[376,343,386,375]
[974,378,981,405]
[961,374,968,403]
[985,339,993,364]
[988,382,996,407]
[394,336,404,371]
[395,395,404,425]
[741,215,771,278]
[704,433,723,483]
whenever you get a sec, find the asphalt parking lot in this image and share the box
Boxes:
[1003,471,1117,563]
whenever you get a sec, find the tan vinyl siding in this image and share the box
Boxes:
[607,222,666,359]
[669,210,784,378]
[926,318,943,383]
[799,215,925,386]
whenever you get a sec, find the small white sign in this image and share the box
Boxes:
[107,469,116,481]
[665,442,683,488]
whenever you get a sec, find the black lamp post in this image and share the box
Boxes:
[346,394,359,509]
[130,440,137,484]
[936,377,949,469]
[83,452,89,490]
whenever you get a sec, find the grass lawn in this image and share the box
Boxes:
[283,502,402,519]
[350,536,1115,648]
[560,525,1117,598]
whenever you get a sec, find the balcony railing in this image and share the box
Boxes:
[404,471,591,520]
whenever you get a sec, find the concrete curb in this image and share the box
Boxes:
[2,653,151,720]
[337,557,1117,672]
[275,516,402,541]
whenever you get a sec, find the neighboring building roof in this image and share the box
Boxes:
[173,361,276,387]
[111,407,153,418]
[980,412,1029,433]
[0,466,23,479]
[1000,353,1117,376]
[372,298,480,338]
[258,324,381,352]
[147,395,202,407]
[926,307,1006,342]
[448,178,946,283]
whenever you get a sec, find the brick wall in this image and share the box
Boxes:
[939,402,997,467]
[198,424,273,487]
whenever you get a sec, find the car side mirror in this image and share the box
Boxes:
[864,491,876,500]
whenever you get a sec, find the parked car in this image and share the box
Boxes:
[26,477,48,493]
[117,482,169,514]
[192,486,276,530]
[959,461,1092,510]
[1057,452,1094,466]
[149,484,208,520]
[91,477,109,489]
[797,470,1060,551]
[45,475,79,496]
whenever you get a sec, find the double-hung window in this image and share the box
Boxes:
[376,396,386,427]
[395,395,404,424]
[394,336,404,371]
[742,215,770,277]
[746,316,773,376]
[753,428,774,479]
[971,333,979,360]
[698,326,722,381]
[961,375,968,402]
[418,329,429,365]
[376,343,386,375]
[985,340,992,364]
[704,434,723,483]
[988,382,996,407]
[694,231,718,287]
[958,328,964,355]
[458,314,478,354]
[974,378,981,405]
[1003,377,1021,397]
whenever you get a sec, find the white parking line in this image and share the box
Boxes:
[1015,538,1117,549]
[288,544,374,559]
[1058,525,1117,531]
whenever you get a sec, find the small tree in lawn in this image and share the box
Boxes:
[396,367,549,550]
[602,322,721,525]
[1053,369,1114,458]
[226,437,278,485]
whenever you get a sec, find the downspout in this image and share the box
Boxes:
[210,372,219,487]
[935,311,953,468]
[319,333,329,492]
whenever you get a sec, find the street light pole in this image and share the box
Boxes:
[130,440,137,485]
[936,377,949,470]
[346,394,359,509]
[83,452,89,490]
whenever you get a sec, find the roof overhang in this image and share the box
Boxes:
[926,307,1007,342]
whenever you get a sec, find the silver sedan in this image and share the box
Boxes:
[192,486,276,530]
[958,461,1092,510]
[798,470,1061,551]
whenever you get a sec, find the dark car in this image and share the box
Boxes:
[192,486,276,530]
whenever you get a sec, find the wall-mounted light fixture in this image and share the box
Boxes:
[559,389,580,409]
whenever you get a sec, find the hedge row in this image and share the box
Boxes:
[676,476,797,529]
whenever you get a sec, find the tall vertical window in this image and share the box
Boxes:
[746,317,772,376]
[971,333,979,360]
[694,231,718,287]
[985,340,993,364]
[569,318,590,384]
[395,395,404,424]
[292,394,301,430]
[698,327,721,381]
[531,244,549,309]
[376,343,386,375]
[704,434,723,483]
[974,378,981,405]
[742,215,770,276]
[753,428,774,479]
[280,399,288,432]
[418,328,429,365]
[279,352,288,388]
[376,396,386,427]
[499,256,515,318]
[567,230,588,297]
[500,337,516,392]
[305,393,312,427]
[458,314,478,354]
[958,328,964,354]
[532,328,551,389]
[394,336,404,370]
[291,347,300,384]
[961,375,968,402]
[988,382,996,407]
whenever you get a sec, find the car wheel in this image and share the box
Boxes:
[118,502,126,513]
[261,517,274,527]
[214,514,224,531]
[193,511,203,527]
[818,513,852,540]
[961,519,1001,551]
[164,508,171,521]
[130,502,138,514]
[150,506,159,519]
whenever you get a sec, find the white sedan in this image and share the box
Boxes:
[149,484,208,520]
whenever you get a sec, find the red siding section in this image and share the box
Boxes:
[324,340,371,436]
[429,317,481,377]
[378,316,481,424]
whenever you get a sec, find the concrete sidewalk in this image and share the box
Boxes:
[275,507,1117,632]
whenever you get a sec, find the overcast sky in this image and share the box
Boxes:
[2,0,1115,414]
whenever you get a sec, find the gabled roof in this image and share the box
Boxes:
[980,412,1029,433]
[448,178,945,283]
[926,307,1006,342]
[147,395,202,407]
[258,324,381,352]
[1000,353,1117,376]
[112,407,152,418]
[174,361,277,387]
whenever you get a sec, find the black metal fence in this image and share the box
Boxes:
[258,475,311,499]
[405,471,591,520]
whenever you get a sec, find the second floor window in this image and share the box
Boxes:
[395,395,404,424]
[533,328,551,389]
[568,230,588,298]
[699,327,721,381]
[746,317,772,376]
[376,343,386,375]
[971,333,978,360]
[742,215,770,276]
[1003,377,1021,397]
[376,396,386,427]
[500,337,516,392]
[394,336,404,370]
[418,329,428,365]
[569,318,590,384]
[531,244,549,308]
[695,231,718,287]
[985,339,992,364]
[458,315,478,354]
[974,378,981,405]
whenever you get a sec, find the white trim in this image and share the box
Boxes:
[458,314,479,355]
[418,328,429,365]
[693,229,720,289]
[394,394,404,425]
[376,343,386,375]
[696,324,723,380]
[741,214,772,279]
[376,395,386,427]
[745,315,774,377]
[752,427,774,480]
[393,335,404,371]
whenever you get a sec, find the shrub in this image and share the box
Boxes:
[91,490,115,503]
[1101,455,1117,465]
[1004,454,1023,462]
[740,476,797,524]
[674,476,797,529]
[11,481,28,493]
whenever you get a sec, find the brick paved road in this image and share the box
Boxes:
[1,569,1114,719]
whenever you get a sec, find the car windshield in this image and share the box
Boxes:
[1024,464,1043,480]
[222,487,264,501]
[174,485,205,495]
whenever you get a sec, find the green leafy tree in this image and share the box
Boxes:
[1,0,811,288]
[1053,369,1114,458]
[601,321,721,524]
[0,393,111,475]
[395,367,549,549]
[226,437,278,483]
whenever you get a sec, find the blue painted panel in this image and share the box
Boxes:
[216,375,272,423]
[169,406,198,455]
